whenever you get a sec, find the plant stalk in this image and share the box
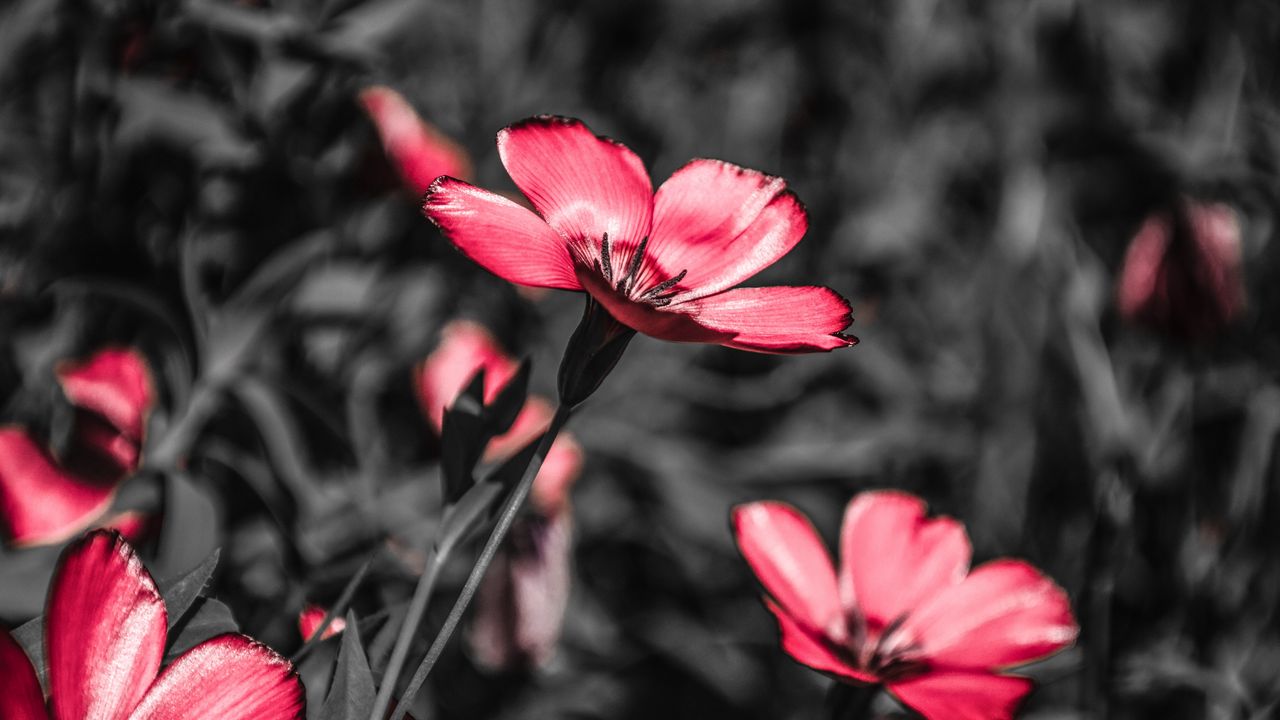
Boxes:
[384,404,571,720]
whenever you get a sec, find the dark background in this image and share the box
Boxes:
[2,0,1279,718]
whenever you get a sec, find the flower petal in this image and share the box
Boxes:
[731,502,844,640]
[643,160,804,301]
[679,286,856,353]
[359,85,472,194]
[0,429,118,546]
[47,531,166,720]
[56,349,152,443]
[128,634,304,720]
[762,598,874,685]
[901,559,1078,671]
[889,671,1033,720]
[497,116,653,263]
[837,491,970,632]
[298,605,345,642]
[423,177,581,290]
[415,320,523,432]
[0,630,49,720]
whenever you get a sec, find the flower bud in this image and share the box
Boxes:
[1116,198,1244,340]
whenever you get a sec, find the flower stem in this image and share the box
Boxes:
[825,682,878,720]
[382,404,571,720]
[368,545,446,720]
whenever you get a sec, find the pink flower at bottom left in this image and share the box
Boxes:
[0,530,304,719]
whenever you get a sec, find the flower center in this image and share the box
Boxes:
[844,613,928,682]
[594,233,687,307]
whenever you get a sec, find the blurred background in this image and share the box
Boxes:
[2,0,1279,718]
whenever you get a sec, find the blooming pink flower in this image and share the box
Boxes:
[732,491,1078,720]
[0,530,304,719]
[422,116,855,354]
[415,319,583,669]
[298,605,346,642]
[0,349,153,546]
[1116,198,1245,339]
[360,86,472,195]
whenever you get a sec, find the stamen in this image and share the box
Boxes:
[640,269,687,300]
[617,235,649,295]
[600,233,613,284]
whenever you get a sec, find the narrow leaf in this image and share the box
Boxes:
[318,611,376,720]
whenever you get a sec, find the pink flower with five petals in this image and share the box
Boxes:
[422,116,856,354]
[0,530,304,719]
[732,491,1078,720]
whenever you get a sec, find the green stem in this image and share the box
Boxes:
[385,405,571,720]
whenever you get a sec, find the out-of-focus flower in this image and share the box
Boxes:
[732,491,1078,720]
[415,320,575,464]
[359,86,472,195]
[0,349,154,547]
[422,116,856,354]
[1115,198,1244,340]
[0,530,304,719]
[298,604,346,642]
[415,319,583,670]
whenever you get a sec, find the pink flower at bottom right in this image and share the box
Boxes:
[732,490,1078,720]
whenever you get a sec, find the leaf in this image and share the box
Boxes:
[152,473,222,582]
[318,611,376,720]
[163,597,240,661]
[482,358,530,438]
[13,546,222,683]
[439,369,487,504]
[157,548,222,631]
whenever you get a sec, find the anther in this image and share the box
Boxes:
[640,269,687,301]
[600,233,613,284]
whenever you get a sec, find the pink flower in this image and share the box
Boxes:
[297,605,346,642]
[422,116,856,354]
[1116,198,1245,339]
[360,86,472,195]
[732,491,1078,720]
[0,530,304,719]
[415,320,583,669]
[0,349,153,546]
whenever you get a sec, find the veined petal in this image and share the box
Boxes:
[731,502,844,641]
[763,598,875,685]
[902,559,1078,671]
[423,177,581,290]
[889,671,1033,720]
[416,320,523,432]
[0,630,49,720]
[838,491,970,632]
[0,429,118,547]
[676,286,856,354]
[645,160,805,301]
[128,634,304,720]
[47,531,166,720]
[497,116,653,264]
[56,349,152,443]
[359,85,472,194]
